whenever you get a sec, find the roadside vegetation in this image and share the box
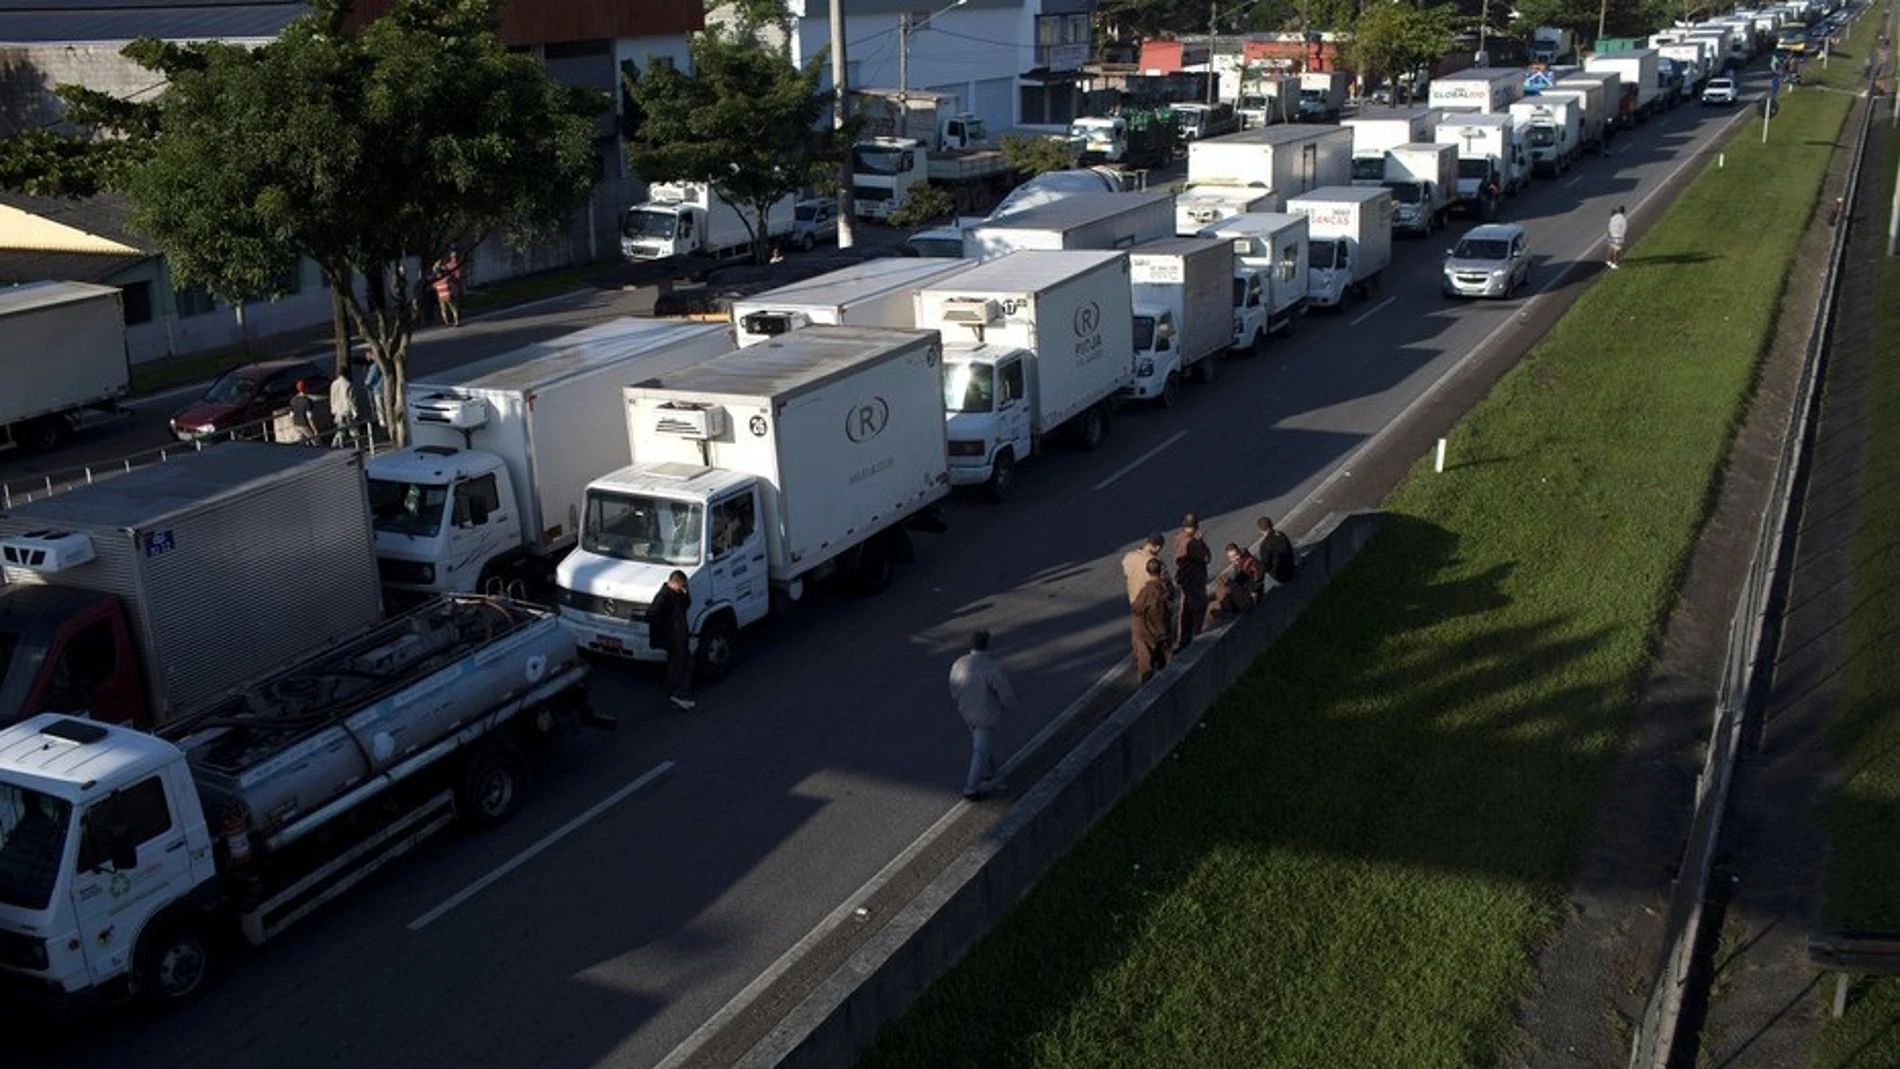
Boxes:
[859,90,1851,1069]
[1816,124,1900,1069]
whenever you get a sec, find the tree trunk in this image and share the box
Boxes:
[330,283,352,377]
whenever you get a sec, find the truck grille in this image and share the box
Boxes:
[559,587,645,620]
[376,557,433,584]
[852,185,892,202]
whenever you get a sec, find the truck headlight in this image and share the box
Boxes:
[1136,358,1156,376]
[420,564,435,583]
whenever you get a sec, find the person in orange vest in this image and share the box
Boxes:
[431,249,464,327]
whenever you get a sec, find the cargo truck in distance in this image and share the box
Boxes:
[1531,26,1578,65]
[1187,125,1354,203]
[1125,237,1234,406]
[0,596,595,1009]
[1428,68,1526,114]
[850,89,1013,219]
[730,257,974,347]
[365,319,737,603]
[1510,95,1582,174]
[1296,71,1351,121]
[0,281,131,454]
[1557,70,1629,133]
[1174,186,1281,236]
[1170,102,1240,142]
[1196,212,1310,345]
[622,182,794,262]
[1343,108,1442,184]
[1069,109,1178,168]
[916,250,1135,499]
[1585,51,1661,118]
[1237,75,1299,128]
[556,327,950,678]
[1381,143,1458,236]
[1540,82,1608,155]
[1437,112,1530,215]
[962,191,1176,261]
[1287,187,1394,311]
[0,444,385,732]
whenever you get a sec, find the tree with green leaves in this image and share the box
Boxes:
[622,6,848,265]
[1350,3,1462,94]
[886,182,955,228]
[32,0,601,440]
[1001,133,1076,177]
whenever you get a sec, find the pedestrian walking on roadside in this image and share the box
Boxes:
[1174,513,1212,650]
[948,630,1016,801]
[431,249,464,326]
[287,379,321,444]
[1606,206,1628,269]
[1131,557,1172,683]
[328,366,363,447]
[1257,516,1297,585]
[1122,533,1167,604]
[645,570,696,710]
[362,359,387,431]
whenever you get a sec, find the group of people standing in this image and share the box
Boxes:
[1121,513,1296,683]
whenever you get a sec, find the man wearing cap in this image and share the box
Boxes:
[288,379,321,443]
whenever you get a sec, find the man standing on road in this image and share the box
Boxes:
[1122,534,1167,604]
[1607,205,1628,269]
[646,570,696,710]
[1174,513,1212,650]
[1257,516,1297,586]
[288,379,321,444]
[948,630,1016,802]
[1132,557,1172,683]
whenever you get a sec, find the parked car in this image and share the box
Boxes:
[170,358,330,440]
[1442,223,1531,299]
[1702,77,1738,105]
[790,197,840,250]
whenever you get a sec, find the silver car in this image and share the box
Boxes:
[790,197,839,250]
[1442,223,1531,299]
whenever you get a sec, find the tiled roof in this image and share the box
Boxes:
[0,247,152,283]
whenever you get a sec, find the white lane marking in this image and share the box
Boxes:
[407,759,675,932]
[1564,176,1584,188]
[1091,430,1189,492]
[1350,296,1397,326]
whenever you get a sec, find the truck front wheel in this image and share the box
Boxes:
[695,614,738,681]
[135,916,214,1009]
[458,747,526,830]
[986,450,1016,501]
[20,414,72,454]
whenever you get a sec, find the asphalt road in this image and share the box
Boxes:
[10,79,1769,1069]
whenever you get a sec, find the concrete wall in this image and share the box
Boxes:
[744,508,1388,1068]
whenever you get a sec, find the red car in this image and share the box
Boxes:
[170,359,329,441]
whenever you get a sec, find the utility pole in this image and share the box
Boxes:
[898,12,910,103]
[831,0,854,248]
[1598,0,1609,47]
[1208,1,1218,105]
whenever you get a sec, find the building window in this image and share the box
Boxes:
[119,281,153,325]
[175,284,216,318]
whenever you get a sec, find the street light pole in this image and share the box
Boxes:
[830,0,854,248]
[1208,1,1218,105]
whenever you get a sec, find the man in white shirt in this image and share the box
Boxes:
[948,630,1017,801]
[1607,206,1628,269]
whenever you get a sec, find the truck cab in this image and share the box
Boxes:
[1307,237,1355,307]
[1069,117,1128,163]
[1229,265,1273,351]
[366,445,521,599]
[851,137,924,221]
[621,200,696,259]
[0,585,148,730]
[1127,306,1183,406]
[940,344,1034,494]
[556,464,768,679]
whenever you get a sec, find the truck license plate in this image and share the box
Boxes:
[593,635,624,653]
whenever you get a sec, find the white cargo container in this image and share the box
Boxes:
[1428,68,1526,114]
[366,319,737,600]
[1558,70,1628,132]
[1543,83,1607,153]
[1286,187,1394,310]
[962,192,1175,261]
[1655,39,1716,90]
[1382,143,1458,236]
[1296,71,1352,121]
[0,282,131,453]
[1174,185,1282,236]
[916,250,1134,498]
[728,257,974,346]
[1510,95,1582,174]
[1344,108,1443,184]
[1586,50,1662,117]
[1237,74,1300,128]
[621,181,794,261]
[0,443,383,729]
[1196,213,1310,342]
[1186,125,1354,200]
[1437,113,1531,210]
[556,327,950,677]
[1125,237,1235,405]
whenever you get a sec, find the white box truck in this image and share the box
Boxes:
[1174,185,1282,236]
[1510,95,1582,175]
[916,250,1134,499]
[1286,187,1394,311]
[556,327,950,678]
[1428,68,1526,114]
[1656,39,1715,91]
[1382,142,1458,236]
[962,192,1175,261]
[621,181,795,262]
[364,319,736,602]
[1559,70,1628,134]
[1187,126,1354,201]
[1237,74,1299,128]
[1344,108,1442,184]
[1125,237,1234,406]
[1437,113,1530,213]
[1586,51,1662,118]
[1543,83,1607,154]
[1197,213,1310,345]
[1296,71,1352,121]
[729,257,975,346]
[0,281,131,454]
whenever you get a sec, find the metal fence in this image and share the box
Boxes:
[1625,66,1880,1069]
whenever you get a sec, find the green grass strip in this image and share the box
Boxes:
[860,90,1852,1069]
[1815,124,1900,1069]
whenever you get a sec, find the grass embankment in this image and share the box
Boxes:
[859,91,1851,1068]
[1816,126,1900,1068]
[1802,6,1881,93]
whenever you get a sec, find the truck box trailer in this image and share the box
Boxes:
[1428,68,1526,114]
[1558,70,1629,132]
[557,327,950,677]
[1237,74,1299,128]
[1437,112,1531,211]
[1296,71,1351,121]
[1196,213,1310,343]
[1541,83,1607,153]
[621,181,794,262]
[962,191,1175,261]
[1286,187,1394,310]
[0,443,383,730]
[1586,51,1662,117]
[1382,142,1458,235]
[1344,108,1443,183]
[1125,237,1235,405]
[0,282,131,454]
[730,257,975,346]
[1510,95,1582,174]
[1186,125,1354,200]
[365,319,737,602]
[917,250,1134,498]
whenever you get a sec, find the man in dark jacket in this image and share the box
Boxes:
[648,570,696,710]
[1174,513,1212,650]
[1257,516,1296,585]
[1131,558,1172,683]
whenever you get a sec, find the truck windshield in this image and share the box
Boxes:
[1132,315,1157,353]
[1526,125,1558,147]
[1308,239,1339,271]
[851,146,904,176]
[1457,158,1493,179]
[942,363,994,413]
[1383,182,1424,204]
[0,784,71,911]
[367,479,450,538]
[622,210,677,240]
[582,491,702,567]
[1350,156,1386,182]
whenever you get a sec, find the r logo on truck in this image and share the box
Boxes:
[847,397,890,443]
[1074,301,1101,337]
